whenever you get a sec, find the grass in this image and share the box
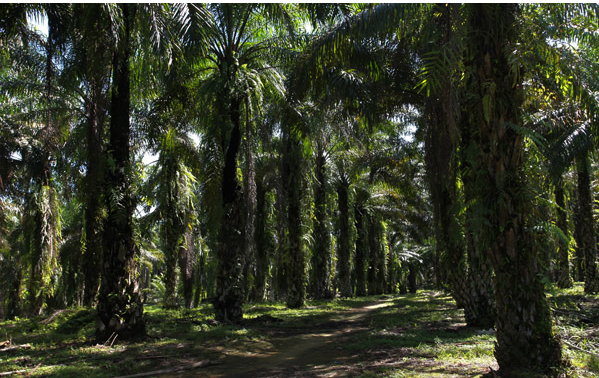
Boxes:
[0,287,597,377]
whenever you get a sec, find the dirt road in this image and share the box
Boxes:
[178,299,395,378]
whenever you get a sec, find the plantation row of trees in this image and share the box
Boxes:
[1,3,598,377]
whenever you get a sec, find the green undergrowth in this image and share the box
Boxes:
[547,282,599,378]
[345,291,496,377]
[0,288,597,377]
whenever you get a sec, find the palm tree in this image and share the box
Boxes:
[280,109,307,308]
[462,4,562,372]
[144,126,198,308]
[185,4,293,320]
[0,4,72,316]
[62,3,113,307]
[333,156,355,297]
[96,3,144,341]
[309,129,333,299]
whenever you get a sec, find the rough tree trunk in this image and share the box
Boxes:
[284,129,305,309]
[336,180,353,297]
[309,146,332,299]
[214,98,245,323]
[555,180,572,288]
[253,181,270,302]
[83,77,104,307]
[96,3,145,342]
[354,201,367,297]
[465,4,561,373]
[576,155,597,293]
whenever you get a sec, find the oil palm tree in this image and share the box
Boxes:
[0,4,73,316]
[461,4,566,372]
[144,126,198,308]
[97,2,190,339]
[186,4,292,320]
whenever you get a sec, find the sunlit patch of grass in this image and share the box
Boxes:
[342,290,496,378]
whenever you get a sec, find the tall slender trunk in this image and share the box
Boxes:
[555,179,572,288]
[336,179,352,297]
[97,3,145,341]
[373,217,387,294]
[284,129,305,309]
[193,248,206,307]
[407,262,417,293]
[354,201,367,296]
[163,178,180,309]
[28,10,60,316]
[179,229,195,308]
[465,4,561,373]
[386,233,398,294]
[214,98,245,322]
[576,155,597,293]
[83,78,104,307]
[367,214,384,295]
[309,147,332,299]
[573,197,584,281]
[6,260,22,319]
[274,172,288,300]
[253,181,270,301]
[28,178,57,316]
[242,114,257,302]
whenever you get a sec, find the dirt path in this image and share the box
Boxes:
[176,298,395,378]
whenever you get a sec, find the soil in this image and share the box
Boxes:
[159,298,496,378]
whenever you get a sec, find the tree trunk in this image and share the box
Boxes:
[28,180,58,316]
[386,233,398,294]
[193,250,205,307]
[163,185,180,309]
[253,181,271,302]
[465,4,561,373]
[555,179,572,288]
[309,146,332,299]
[284,129,305,309]
[214,98,245,323]
[96,3,145,342]
[460,110,496,329]
[179,229,195,308]
[573,199,585,281]
[242,115,257,302]
[354,201,367,297]
[375,219,387,294]
[576,155,597,293]
[464,232,496,328]
[424,4,465,298]
[83,77,104,307]
[336,179,353,297]
[274,173,288,300]
[407,262,417,293]
[6,261,22,320]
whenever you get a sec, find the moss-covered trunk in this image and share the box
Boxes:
[336,180,352,297]
[555,180,572,288]
[354,201,367,297]
[576,155,597,293]
[83,77,105,307]
[214,98,245,322]
[253,181,271,302]
[163,182,180,309]
[460,111,496,329]
[284,129,305,309]
[309,147,332,299]
[465,4,561,373]
[97,3,145,342]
